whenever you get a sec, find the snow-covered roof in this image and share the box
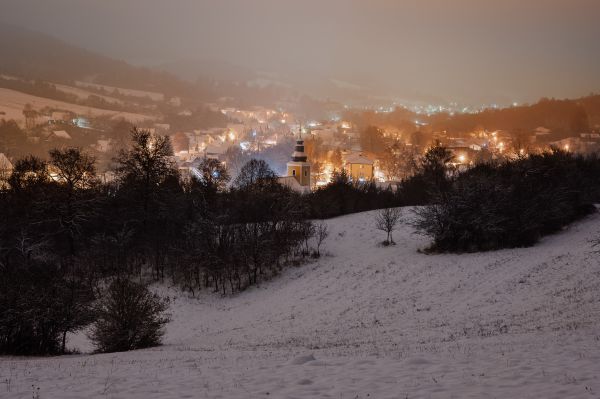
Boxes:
[205,143,227,155]
[277,176,310,194]
[52,130,72,139]
[535,127,551,135]
[344,153,374,165]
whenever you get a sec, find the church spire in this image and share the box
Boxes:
[286,123,311,188]
[292,132,307,162]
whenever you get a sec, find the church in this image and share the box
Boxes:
[277,136,311,194]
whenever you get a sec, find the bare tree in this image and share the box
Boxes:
[114,127,177,223]
[233,159,277,190]
[49,147,97,191]
[192,158,230,200]
[314,221,329,257]
[22,103,38,129]
[49,147,98,255]
[375,207,402,245]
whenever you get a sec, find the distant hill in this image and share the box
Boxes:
[159,57,385,110]
[427,96,597,135]
[345,95,600,139]
[0,24,212,101]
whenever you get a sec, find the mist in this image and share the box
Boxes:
[1,0,600,104]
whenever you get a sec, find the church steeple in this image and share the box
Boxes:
[292,138,307,162]
[287,126,311,188]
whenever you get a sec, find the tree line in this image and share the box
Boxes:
[2,127,598,356]
[0,128,350,355]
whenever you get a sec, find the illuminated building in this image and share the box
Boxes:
[344,153,374,181]
[286,136,311,188]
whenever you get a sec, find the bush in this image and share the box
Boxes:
[0,262,94,355]
[89,279,170,353]
[415,150,600,252]
[307,170,400,219]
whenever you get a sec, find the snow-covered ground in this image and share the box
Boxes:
[0,88,154,125]
[75,81,165,102]
[2,208,600,398]
[54,83,124,105]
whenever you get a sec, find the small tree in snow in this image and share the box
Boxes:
[314,221,329,257]
[375,207,402,245]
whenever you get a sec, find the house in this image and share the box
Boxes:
[48,130,72,140]
[204,143,229,160]
[448,146,478,165]
[51,111,72,122]
[153,123,171,133]
[534,126,551,137]
[344,152,374,181]
[533,127,552,143]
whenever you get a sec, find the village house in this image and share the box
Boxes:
[344,152,374,181]
[47,130,72,140]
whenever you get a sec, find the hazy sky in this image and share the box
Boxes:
[1,0,599,104]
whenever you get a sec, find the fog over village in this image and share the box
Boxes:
[0,1,599,398]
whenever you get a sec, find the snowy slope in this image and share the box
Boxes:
[1,208,600,398]
[0,87,154,125]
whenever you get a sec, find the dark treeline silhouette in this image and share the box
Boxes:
[2,128,598,355]
[428,97,591,136]
[414,149,600,252]
[307,169,400,219]
[0,128,338,355]
[344,96,600,143]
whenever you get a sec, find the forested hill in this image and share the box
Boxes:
[0,24,213,100]
[427,96,600,134]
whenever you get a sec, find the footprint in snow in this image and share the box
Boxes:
[289,353,316,365]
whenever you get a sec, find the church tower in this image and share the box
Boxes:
[287,131,311,187]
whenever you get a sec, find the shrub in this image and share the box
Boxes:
[415,150,600,252]
[89,279,170,353]
[0,262,94,355]
[308,170,400,219]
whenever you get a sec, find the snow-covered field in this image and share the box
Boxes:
[1,208,599,398]
[75,81,165,102]
[54,83,124,105]
[0,88,154,124]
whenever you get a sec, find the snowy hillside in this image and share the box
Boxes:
[2,208,600,398]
